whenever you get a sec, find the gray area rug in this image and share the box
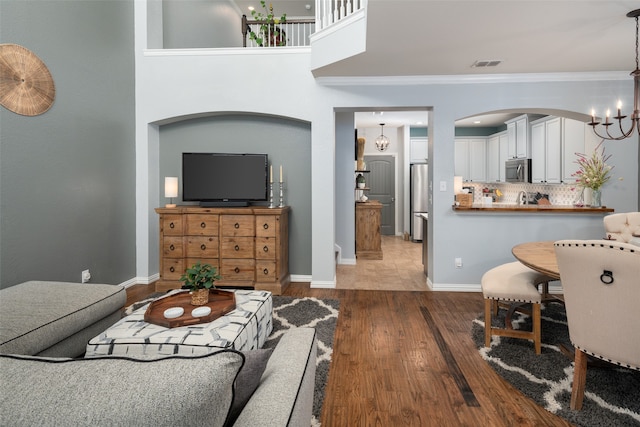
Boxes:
[471,302,640,426]
[125,294,339,427]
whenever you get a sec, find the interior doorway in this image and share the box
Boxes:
[365,155,395,235]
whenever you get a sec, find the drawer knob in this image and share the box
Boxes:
[263,223,269,229]
[169,266,175,273]
[234,223,240,229]
[200,222,206,228]
[263,268,269,275]
[169,222,175,229]
[234,267,240,273]
[234,245,240,251]
[200,244,206,250]
[169,244,175,251]
[263,246,269,252]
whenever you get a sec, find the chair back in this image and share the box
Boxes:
[554,240,640,369]
[603,212,640,243]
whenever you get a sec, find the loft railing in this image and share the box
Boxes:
[315,0,366,31]
[241,0,366,47]
[242,16,316,47]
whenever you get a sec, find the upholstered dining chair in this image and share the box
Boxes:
[603,212,640,243]
[554,239,640,410]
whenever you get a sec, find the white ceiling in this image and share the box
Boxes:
[235,1,639,128]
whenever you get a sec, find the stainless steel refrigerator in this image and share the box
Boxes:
[410,163,429,242]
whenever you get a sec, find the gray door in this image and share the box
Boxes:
[364,155,395,235]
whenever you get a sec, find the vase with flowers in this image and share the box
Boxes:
[571,141,614,207]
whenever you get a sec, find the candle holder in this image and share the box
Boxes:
[278,182,285,207]
[269,183,275,208]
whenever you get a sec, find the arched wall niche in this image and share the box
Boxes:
[155,111,313,277]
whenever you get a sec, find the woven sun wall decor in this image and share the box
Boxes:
[0,44,56,116]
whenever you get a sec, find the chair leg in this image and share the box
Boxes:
[532,302,541,355]
[571,348,588,410]
[484,299,492,348]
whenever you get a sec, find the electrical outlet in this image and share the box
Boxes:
[455,258,463,268]
[81,269,91,283]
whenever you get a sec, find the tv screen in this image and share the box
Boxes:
[182,153,268,206]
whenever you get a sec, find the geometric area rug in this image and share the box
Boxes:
[125,294,339,427]
[471,302,640,427]
[264,296,339,427]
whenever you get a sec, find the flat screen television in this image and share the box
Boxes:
[182,153,269,206]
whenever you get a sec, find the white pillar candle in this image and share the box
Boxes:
[270,165,273,183]
[280,165,283,182]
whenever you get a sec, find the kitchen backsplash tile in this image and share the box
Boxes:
[464,183,581,205]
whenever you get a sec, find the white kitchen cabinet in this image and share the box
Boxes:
[531,117,561,184]
[455,138,486,182]
[487,131,508,183]
[561,118,587,183]
[506,115,531,159]
[410,137,428,163]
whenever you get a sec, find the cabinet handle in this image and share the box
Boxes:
[234,267,240,273]
[169,244,175,251]
[169,222,175,229]
[263,268,269,275]
[263,223,269,229]
[263,246,269,253]
[200,244,206,250]
[234,245,240,251]
[200,222,206,228]
[169,266,175,273]
[234,223,240,229]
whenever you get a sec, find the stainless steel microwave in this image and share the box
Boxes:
[505,158,531,183]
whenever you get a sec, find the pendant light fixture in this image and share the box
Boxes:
[588,9,640,141]
[375,123,390,151]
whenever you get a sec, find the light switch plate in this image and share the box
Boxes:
[439,181,447,191]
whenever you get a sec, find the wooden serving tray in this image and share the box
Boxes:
[143,289,236,328]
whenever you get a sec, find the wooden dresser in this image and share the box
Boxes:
[155,206,290,294]
[355,201,383,260]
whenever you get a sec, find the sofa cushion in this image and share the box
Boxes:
[225,348,274,427]
[0,350,243,427]
[0,281,126,355]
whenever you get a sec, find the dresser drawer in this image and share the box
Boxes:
[162,236,184,258]
[255,260,277,282]
[255,237,277,260]
[186,236,219,258]
[220,259,255,281]
[186,258,218,272]
[221,237,254,258]
[161,215,183,236]
[221,215,255,237]
[162,258,184,280]
[256,215,277,237]
[186,214,219,236]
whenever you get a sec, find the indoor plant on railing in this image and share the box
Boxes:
[249,0,287,46]
[180,262,221,306]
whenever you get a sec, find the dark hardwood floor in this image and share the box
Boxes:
[125,239,572,426]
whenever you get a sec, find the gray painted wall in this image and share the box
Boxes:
[162,0,243,49]
[0,0,136,288]
[158,114,312,276]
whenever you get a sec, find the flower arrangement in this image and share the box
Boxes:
[571,141,614,191]
[249,1,287,47]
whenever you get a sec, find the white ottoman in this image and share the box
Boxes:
[85,289,272,357]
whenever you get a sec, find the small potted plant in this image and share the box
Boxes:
[180,262,221,306]
[356,173,366,189]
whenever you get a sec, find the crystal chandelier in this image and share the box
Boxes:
[589,9,640,141]
[375,123,390,151]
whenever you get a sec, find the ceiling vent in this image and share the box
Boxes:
[471,60,502,68]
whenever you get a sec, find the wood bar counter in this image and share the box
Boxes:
[453,204,613,213]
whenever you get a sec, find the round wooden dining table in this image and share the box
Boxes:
[511,241,560,280]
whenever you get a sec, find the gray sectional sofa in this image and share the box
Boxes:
[0,281,317,427]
